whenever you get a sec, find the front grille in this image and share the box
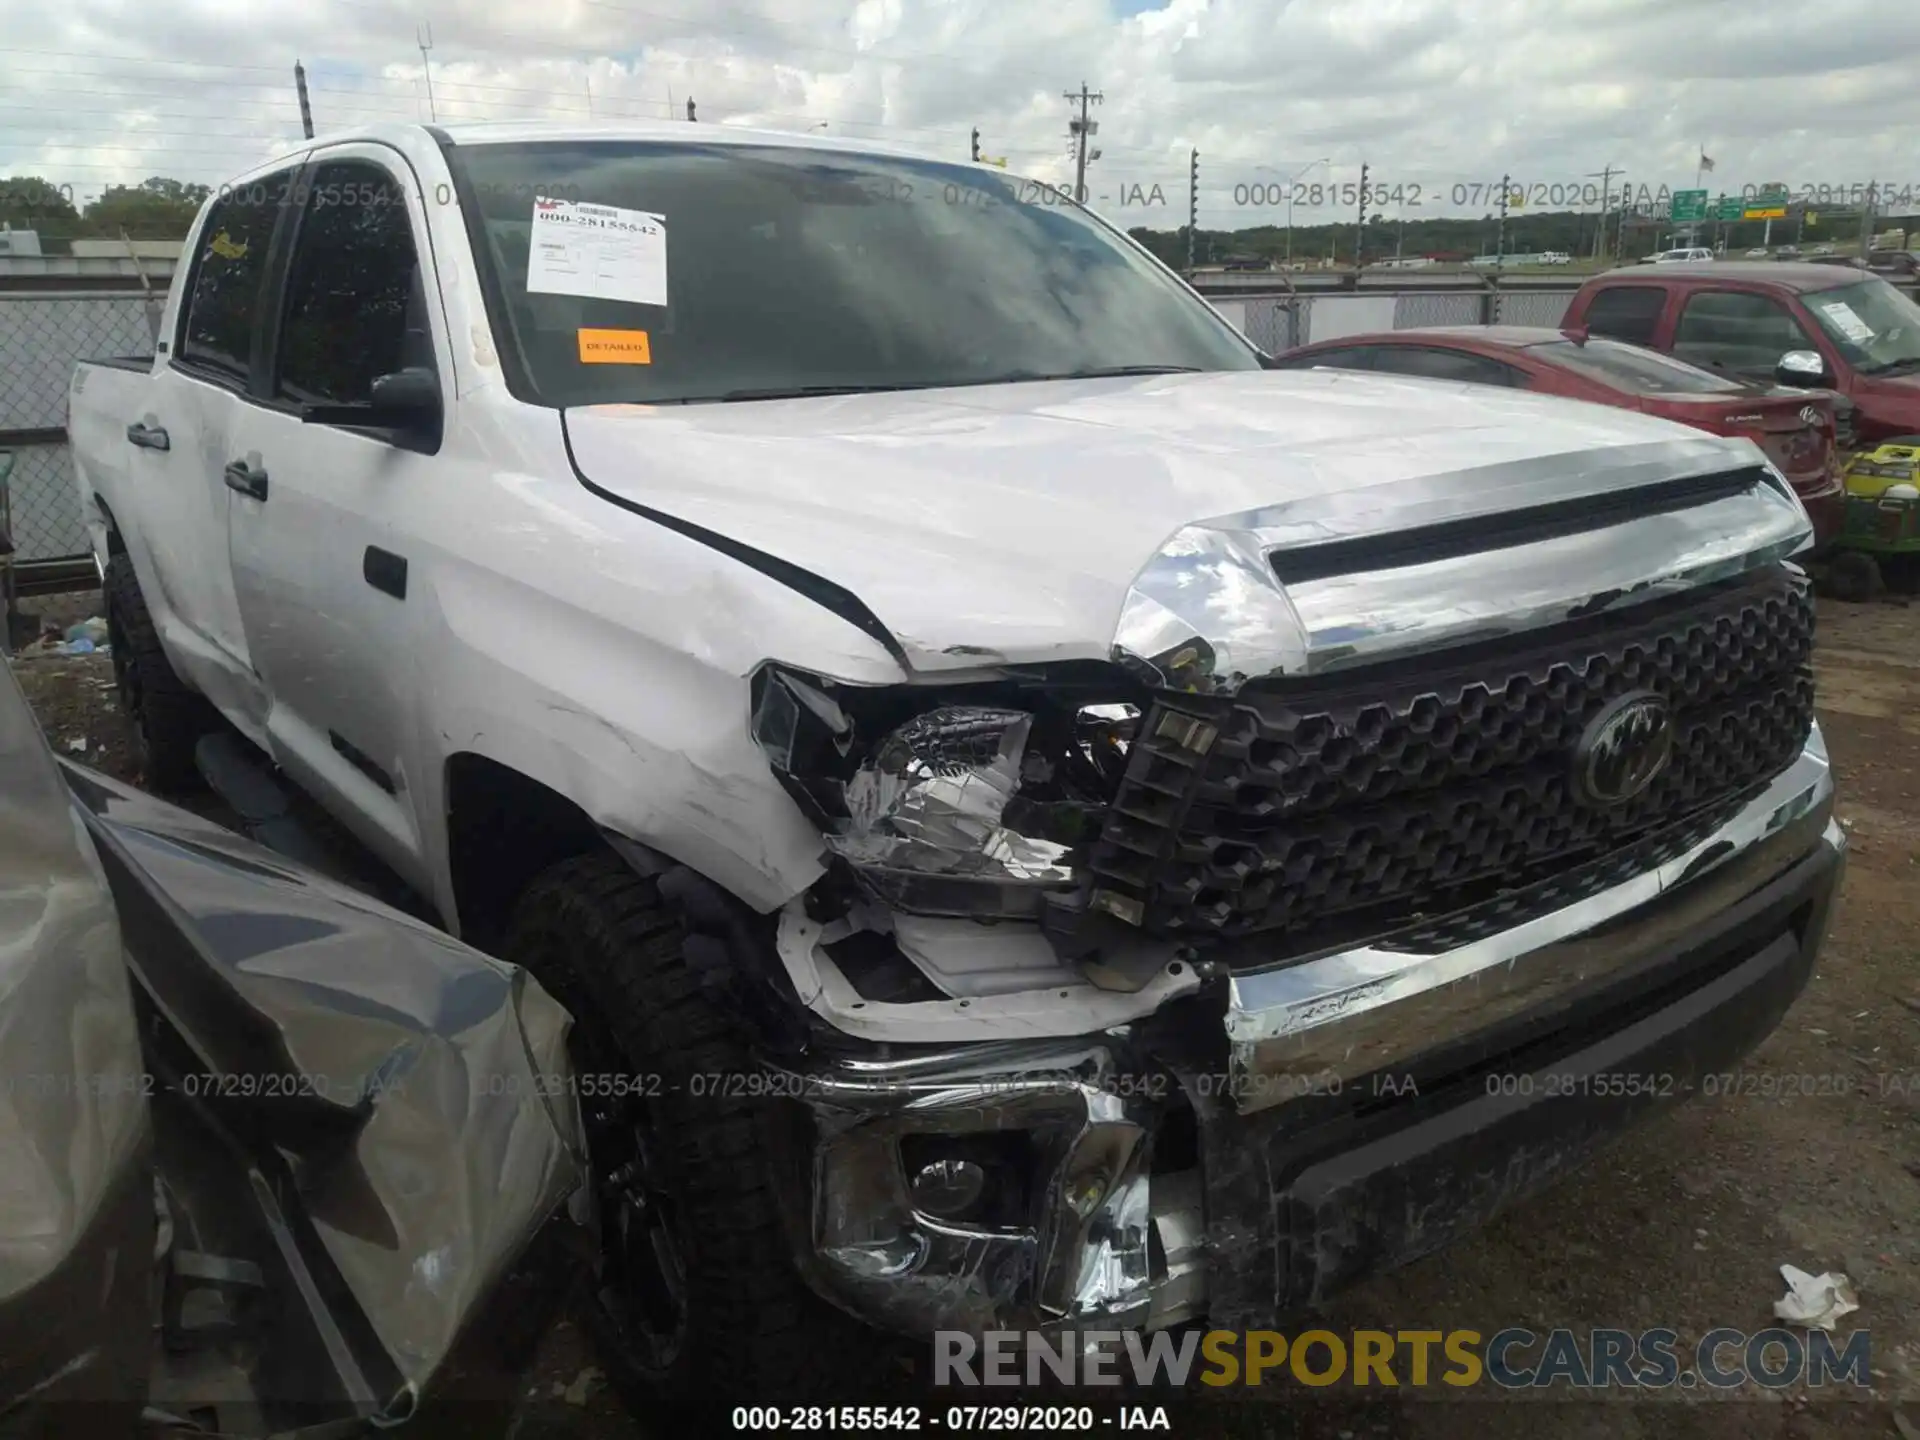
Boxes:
[1083,565,1814,947]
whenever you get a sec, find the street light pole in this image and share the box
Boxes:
[1281,156,1330,268]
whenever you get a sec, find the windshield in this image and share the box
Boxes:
[1528,338,1747,395]
[1803,278,1920,374]
[446,141,1262,406]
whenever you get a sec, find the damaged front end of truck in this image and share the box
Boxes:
[723,446,1845,1341]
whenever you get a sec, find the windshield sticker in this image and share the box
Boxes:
[1819,300,1875,344]
[578,328,652,365]
[528,197,666,307]
[209,231,248,260]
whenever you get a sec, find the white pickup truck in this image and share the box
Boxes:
[70,121,1842,1406]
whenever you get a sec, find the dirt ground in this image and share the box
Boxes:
[10,589,1918,1440]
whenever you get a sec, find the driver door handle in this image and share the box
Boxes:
[125,421,169,450]
[223,459,268,501]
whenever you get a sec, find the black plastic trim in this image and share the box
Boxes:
[329,730,397,795]
[364,546,408,599]
[1269,467,1765,584]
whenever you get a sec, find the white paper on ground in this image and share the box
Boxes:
[1772,1264,1860,1330]
[1818,300,1875,344]
[527,197,667,307]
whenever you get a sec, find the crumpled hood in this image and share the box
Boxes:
[563,368,1746,672]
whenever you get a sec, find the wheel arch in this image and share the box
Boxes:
[442,751,813,1048]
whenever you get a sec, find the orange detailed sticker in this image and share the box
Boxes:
[578,328,651,364]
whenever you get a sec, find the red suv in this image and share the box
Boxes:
[1561,262,1920,449]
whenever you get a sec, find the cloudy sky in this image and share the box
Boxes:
[4,0,1919,229]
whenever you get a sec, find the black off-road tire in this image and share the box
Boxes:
[502,851,881,1416]
[1823,548,1884,603]
[103,553,218,792]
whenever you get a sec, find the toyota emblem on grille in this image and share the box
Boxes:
[1572,691,1674,808]
[1800,405,1822,425]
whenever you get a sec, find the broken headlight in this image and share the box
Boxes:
[752,669,1137,919]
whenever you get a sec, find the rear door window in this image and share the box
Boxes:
[177,171,298,384]
[1579,286,1667,347]
[1273,346,1379,371]
[1672,291,1819,379]
[1365,346,1525,386]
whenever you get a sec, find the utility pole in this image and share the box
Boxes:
[294,60,314,139]
[1063,81,1103,203]
[417,24,436,122]
[1589,165,1616,260]
[1187,149,1198,271]
[1615,174,1630,259]
[1496,172,1509,264]
[971,127,980,162]
[1353,161,1369,266]
[1861,182,1878,259]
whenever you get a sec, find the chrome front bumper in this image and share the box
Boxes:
[781,728,1841,1337]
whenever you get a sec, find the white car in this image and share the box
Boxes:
[1652,247,1716,263]
[1746,247,1770,258]
[67,120,1841,1404]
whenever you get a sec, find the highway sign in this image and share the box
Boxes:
[1671,189,1709,222]
[1745,207,1788,221]
[1715,195,1745,221]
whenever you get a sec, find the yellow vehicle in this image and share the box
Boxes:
[1827,441,1920,597]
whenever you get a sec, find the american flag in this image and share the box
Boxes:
[1700,152,1715,173]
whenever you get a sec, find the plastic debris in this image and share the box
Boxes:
[557,1366,603,1405]
[65,738,87,754]
[64,636,95,655]
[64,617,108,646]
[1772,1265,1860,1330]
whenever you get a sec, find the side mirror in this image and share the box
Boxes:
[301,366,441,430]
[1775,350,1828,388]
[367,366,441,424]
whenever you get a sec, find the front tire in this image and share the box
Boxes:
[501,852,873,1413]
[103,553,217,792]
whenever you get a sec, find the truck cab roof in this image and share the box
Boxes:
[1601,261,1866,294]
[262,119,972,173]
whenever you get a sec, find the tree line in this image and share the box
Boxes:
[1,175,211,242]
[1127,203,1899,269]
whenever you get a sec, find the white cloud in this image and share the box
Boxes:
[2,0,1916,227]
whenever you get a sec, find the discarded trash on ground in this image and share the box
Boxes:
[557,1367,604,1406]
[65,617,108,647]
[1772,1264,1861,1330]
[6,634,111,661]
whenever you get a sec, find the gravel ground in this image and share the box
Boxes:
[9,589,1918,1439]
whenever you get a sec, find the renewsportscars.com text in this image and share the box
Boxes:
[935,1327,1872,1390]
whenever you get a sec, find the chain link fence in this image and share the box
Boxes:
[1392,291,1485,329]
[1225,283,1583,350]
[1493,288,1576,328]
[1,290,162,562]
